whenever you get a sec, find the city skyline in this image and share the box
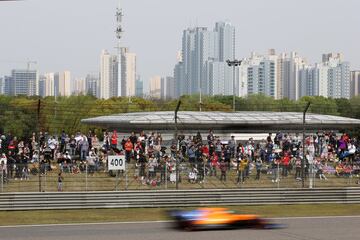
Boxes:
[0,0,359,94]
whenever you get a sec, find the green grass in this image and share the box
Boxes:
[1,204,360,226]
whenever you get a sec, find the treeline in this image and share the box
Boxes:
[1,94,360,138]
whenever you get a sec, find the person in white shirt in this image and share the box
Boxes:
[0,153,7,176]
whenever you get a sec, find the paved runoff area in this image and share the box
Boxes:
[1,216,359,240]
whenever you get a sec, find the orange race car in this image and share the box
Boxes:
[168,208,285,231]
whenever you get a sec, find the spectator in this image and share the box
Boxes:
[209,155,218,177]
[237,158,248,183]
[220,159,227,182]
[80,136,89,161]
[124,139,133,163]
[57,172,64,191]
[111,130,118,149]
[228,136,236,158]
[255,158,262,180]
[129,132,138,146]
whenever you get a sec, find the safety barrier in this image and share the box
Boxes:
[0,187,360,211]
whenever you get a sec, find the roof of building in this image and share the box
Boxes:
[81,111,360,132]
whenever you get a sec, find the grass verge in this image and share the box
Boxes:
[1,204,360,226]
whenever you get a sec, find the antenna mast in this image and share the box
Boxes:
[116,1,124,97]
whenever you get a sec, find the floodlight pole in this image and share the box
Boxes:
[175,100,182,190]
[226,60,242,112]
[302,102,311,188]
[38,99,42,192]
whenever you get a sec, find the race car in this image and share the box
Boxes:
[168,207,284,231]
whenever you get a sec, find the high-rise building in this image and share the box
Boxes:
[175,21,236,97]
[3,76,12,96]
[245,52,278,98]
[38,75,46,97]
[292,53,350,99]
[0,77,4,95]
[280,52,307,100]
[298,65,317,97]
[100,50,118,99]
[322,53,343,63]
[351,71,360,98]
[149,76,161,99]
[120,47,137,97]
[174,61,184,98]
[314,63,330,97]
[161,76,175,100]
[326,55,350,99]
[238,51,278,98]
[73,78,86,95]
[100,48,136,99]
[85,73,99,97]
[9,69,39,96]
[43,72,55,97]
[54,71,71,97]
[135,76,143,98]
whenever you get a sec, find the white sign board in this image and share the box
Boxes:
[108,155,126,171]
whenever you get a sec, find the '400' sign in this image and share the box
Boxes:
[108,156,126,171]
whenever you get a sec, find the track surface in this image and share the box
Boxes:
[1,216,359,240]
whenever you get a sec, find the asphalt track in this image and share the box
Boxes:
[1,216,359,240]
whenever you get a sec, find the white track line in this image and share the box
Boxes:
[1,216,360,229]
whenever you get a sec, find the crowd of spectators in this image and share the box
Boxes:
[0,129,360,187]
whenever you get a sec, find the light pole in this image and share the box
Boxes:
[226,60,242,112]
[302,102,311,188]
[174,100,182,190]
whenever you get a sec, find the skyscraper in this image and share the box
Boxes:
[175,21,236,97]
[73,78,86,95]
[120,47,137,97]
[174,61,184,98]
[326,54,350,99]
[85,73,99,97]
[239,51,278,98]
[10,69,39,96]
[54,71,71,97]
[0,77,4,95]
[280,52,307,100]
[3,76,12,96]
[43,72,55,97]
[149,76,161,99]
[161,76,175,100]
[100,50,118,99]
[351,71,360,98]
[135,76,143,98]
[38,75,46,97]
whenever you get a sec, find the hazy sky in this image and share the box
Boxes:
[0,0,359,92]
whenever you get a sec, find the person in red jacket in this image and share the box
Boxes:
[124,139,133,163]
[202,144,209,158]
[281,153,290,177]
[111,130,118,149]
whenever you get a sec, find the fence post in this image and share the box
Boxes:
[115,170,119,191]
[277,162,280,189]
[202,160,205,188]
[1,168,3,193]
[44,167,47,192]
[125,164,128,190]
[165,162,167,190]
[85,163,88,192]
[37,99,42,193]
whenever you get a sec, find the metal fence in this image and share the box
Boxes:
[1,188,360,211]
[1,159,359,192]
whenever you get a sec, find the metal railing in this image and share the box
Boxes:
[0,188,359,211]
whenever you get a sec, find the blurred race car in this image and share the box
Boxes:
[168,208,284,231]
